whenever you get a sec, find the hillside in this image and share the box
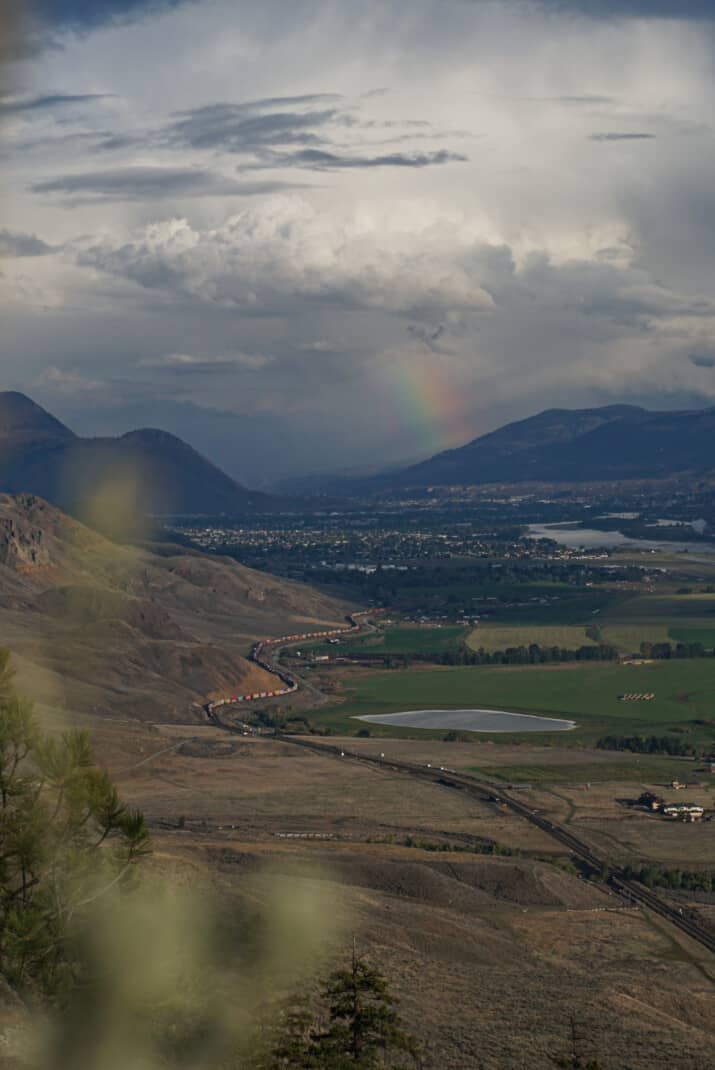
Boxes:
[394,404,715,487]
[308,404,715,494]
[0,392,268,515]
[0,493,351,721]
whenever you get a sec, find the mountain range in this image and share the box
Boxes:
[394,404,715,488]
[0,392,267,517]
[283,404,715,494]
[3,393,715,508]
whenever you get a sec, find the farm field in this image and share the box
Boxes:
[599,623,674,651]
[483,589,617,624]
[466,590,715,654]
[467,623,598,651]
[313,658,715,744]
[467,621,714,654]
[669,626,715,648]
[471,759,702,785]
[602,592,715,620]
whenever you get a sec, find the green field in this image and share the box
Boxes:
[472,760,705,785]
[467,622,712,654]
[485,590,617,624]
[599,624,672,651]
[669,627,715,648]
[464,591,715,654]
[603,593,715,620]
[313,658,715,743]
[467,624,598,652]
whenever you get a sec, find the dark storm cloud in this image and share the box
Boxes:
[30,166,297,201]
[0,92,113,116]
[407,323,446,349]
[262,147,468,170]
[539,0,715,16]
[33,0,715,27]
[30,0,193,30]
[0,229,56,257]
[125,95,464,172]
[689,351,715,368]
[589,131,656,141]
[166,102,341,153]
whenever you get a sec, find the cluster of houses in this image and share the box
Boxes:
[639,791,705,822]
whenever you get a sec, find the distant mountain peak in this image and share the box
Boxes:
[0,391,75,445]
[119,427,190,447]
[0,394,269,515]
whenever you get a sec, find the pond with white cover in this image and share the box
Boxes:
[355,709,576,733]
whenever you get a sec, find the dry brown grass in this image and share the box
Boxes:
[65,717,715,1070]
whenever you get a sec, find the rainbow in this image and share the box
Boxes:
[375,358,476,458]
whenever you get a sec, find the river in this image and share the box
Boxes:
[527,522,715,554]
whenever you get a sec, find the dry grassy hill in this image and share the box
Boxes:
[0,494,351,721]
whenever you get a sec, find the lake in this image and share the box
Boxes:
[355,708,576,733]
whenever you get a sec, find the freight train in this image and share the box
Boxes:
[204,612,374,719]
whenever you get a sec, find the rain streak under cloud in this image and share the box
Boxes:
[3,0,715,485]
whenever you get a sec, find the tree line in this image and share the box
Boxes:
[439,643,619,666]
[639,640,714,659]
[622,863,715,894]
[596,734,697,756]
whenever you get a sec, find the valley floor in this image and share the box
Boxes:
[81,715,715,1070]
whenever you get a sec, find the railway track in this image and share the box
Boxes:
[211,719,715,957]
[207,616,715,960]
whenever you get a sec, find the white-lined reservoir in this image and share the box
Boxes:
[355,709,576,733]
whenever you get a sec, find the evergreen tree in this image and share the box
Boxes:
[0,651,149,999]
[308,946,419,1068]
[265,947,419,1069]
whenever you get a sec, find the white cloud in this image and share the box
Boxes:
[139,351,274,370]
[3,0,715,477]
[33,366,105,395]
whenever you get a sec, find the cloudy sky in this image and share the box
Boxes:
[2,0,715,486]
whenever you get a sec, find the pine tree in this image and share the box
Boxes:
[0,651,150,999]
[308,945,419,1068]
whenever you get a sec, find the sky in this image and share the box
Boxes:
[2,0,715,486]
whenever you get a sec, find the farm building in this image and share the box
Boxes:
[662,804,704,822]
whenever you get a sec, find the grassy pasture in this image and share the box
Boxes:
[467,624,597,652]
[315,658,715,743]
[467,622,677,654]
[603,593,715,620]
[598,624,672,651]
[487,591,617,624]
[465,592,715,654]
[669,626,715,648]
[472,759,704,785]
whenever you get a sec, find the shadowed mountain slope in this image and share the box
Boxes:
[298,405,715,494]
[0,392,268,515]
